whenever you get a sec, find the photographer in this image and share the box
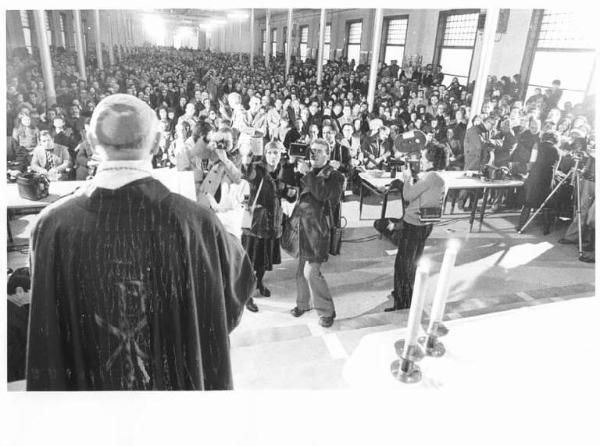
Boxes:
[290,139,345,328]
[386,144,446,312]
[516,131,560,233]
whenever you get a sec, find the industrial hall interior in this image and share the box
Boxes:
[4,6,597,394]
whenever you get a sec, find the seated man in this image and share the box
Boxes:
[29,130,72,181]
[361,125,393,170]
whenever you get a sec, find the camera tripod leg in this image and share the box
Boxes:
[518,169,573,234]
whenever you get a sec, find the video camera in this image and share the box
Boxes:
[289,142,310,160]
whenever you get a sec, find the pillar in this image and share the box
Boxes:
[106,12,115,66]
[73,10,86,81]
[316,9,327,85]
[285,9,293,78]
[469,8,500,127]
[33,10,57,107]
[250,9,255,67]
[366,8,384,113]
[265,10,271,68]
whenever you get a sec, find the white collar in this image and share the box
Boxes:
[91,159,153,191]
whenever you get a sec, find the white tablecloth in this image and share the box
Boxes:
[343,297,598,391]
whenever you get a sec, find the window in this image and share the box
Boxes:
[384,17,408,66]
[299,25,308,61]
[261,29,266,56]
[526,11,596,106]
[323,23,331,63]
[271,28,277,57]
[45,11,53,45]
[59,13,66,47]
[346,21,362,64]
[438,11,480,85]
[20,10,32,54]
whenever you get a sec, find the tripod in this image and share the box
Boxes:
[518,158,583,257]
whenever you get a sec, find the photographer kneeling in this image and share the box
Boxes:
[290,139,345,328]
[386,140,446,312]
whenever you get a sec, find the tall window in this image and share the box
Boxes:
[20,10,32,54]
[59,13,66,47]
[438,11,480,85]
[283,26,288,55]
[271,28,277,56]
[45,11,53,45]
[346,21,362,64]
[299,25,308,61]
[323,23,331,63]
[526,11,596,106]
[261,29,267,56]
[383,17,408,65]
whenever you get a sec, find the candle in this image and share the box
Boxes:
[428,239,460,332]
[403,258,430,357]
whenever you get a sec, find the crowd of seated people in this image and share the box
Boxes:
[5,45,595,232]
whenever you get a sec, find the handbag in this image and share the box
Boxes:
[242,178,264,230]
[280,211,300,258]
[328,201,343,256]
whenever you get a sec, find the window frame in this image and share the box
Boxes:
[323,22,331,62]
[299,25,309,61]
[20,10,33,54]
[521,9,596,105]
[345,19,363,64]
[433,9,481,85]
[271,27,277,57]
[382,14,409,66]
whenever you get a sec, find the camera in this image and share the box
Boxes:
[289,142,309,160]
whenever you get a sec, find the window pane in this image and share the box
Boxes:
[325,24,331,44]
[386,18,408,45]
[300,43,308,60]
[262,30,266,43]
[300,26,308,43]
[272,42,276,55]
[20,10,30,28]
[347,44,360,64]
[384,45,404,65]
[443,12,479,47]
[323,43,330,62]
[538,11,595,50]
[440,47,473,78]
[528,50,595,99]
[348,22,362,44]
[525,85,585,108]
[272,28,276,42]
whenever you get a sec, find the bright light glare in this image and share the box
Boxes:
[210,18,227,25]
[144,15,165,45]
[227,11,248,20]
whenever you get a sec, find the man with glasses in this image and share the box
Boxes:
[290,139,345,328]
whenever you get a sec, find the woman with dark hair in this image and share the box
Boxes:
[241,141,296,309]
[517,131,560,233]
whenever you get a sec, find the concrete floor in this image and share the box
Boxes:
[7,192,595,390]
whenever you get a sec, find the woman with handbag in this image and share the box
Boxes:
[241,141,296,312]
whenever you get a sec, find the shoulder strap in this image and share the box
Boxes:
[251,177,264,211]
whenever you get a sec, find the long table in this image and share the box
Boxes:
[359,170,524,232]
[6,169,196,248]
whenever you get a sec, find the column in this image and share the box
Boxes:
[366,8,384,112]
[316,9,327,85]
[250,9,255,67]
[285,9,293,78]
[469,8,500,127]
[33,10,57,106]
[106,12,115,66]
[73,10,86,81]
[265,10,271,68]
